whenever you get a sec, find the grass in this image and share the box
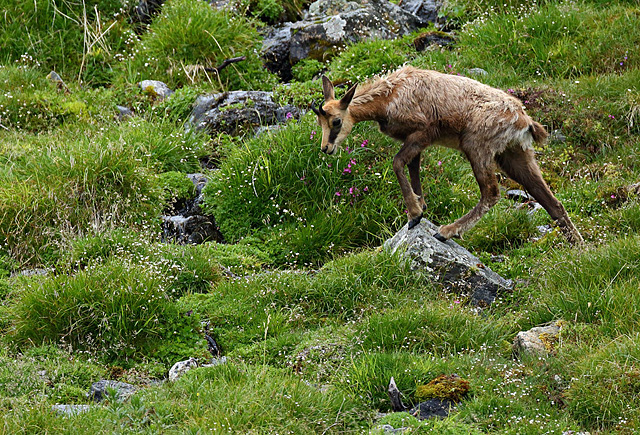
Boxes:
[0,0,640,433]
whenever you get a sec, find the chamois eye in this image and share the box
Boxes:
[332,118,342,127]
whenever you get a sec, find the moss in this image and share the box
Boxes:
[159,171,196,205]
[415,374,471,403]
[538,332,559,353]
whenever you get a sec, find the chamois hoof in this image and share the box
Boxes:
[408,216,422,230]
[433,232,448,242]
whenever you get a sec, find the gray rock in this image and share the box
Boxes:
[409,398,454,420]
[88,380,138,403]
[550,129,566,143]
[132,0,164,24]
[10,268,49,278]
[162,172,225,244]
[169,357,198,382]
[188,91,300,136]
[162,215,224,245]
[506,189,534,203]
[116,105,134,121]
[262,0,423,80]
[412,31,455,52]
[513,322,562,357]
[379,424,408,433]
[384,219,512,306]
[51,404,94,416]
[201,356,228,368]
[183,173,209,217]
[467,67,488,76]
[139,80,174,101]
[398,0,442,26]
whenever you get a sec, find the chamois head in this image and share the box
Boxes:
[311,76,357,155]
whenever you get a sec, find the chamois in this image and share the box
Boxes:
[311,66,583,245]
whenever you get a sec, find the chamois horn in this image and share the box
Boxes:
[310,101,326,116]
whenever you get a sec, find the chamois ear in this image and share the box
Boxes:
[339,84,357,110]
[321,75,335,102]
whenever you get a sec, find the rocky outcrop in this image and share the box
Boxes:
[188,91,300,136]
[262,0,430,80]
[384,219,513,306]
[162,173,224,245]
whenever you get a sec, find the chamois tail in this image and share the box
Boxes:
[529,121,549,144]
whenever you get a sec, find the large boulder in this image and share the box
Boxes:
[188,91,300,136]
[262,0,425,81]
[384,219,512,306]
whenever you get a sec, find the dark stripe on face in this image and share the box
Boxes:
[328,126,341,144]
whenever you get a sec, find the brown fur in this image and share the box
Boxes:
[314,66,583,245]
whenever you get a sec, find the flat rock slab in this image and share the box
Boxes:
[88,380,138,403]
[384,219,512,306]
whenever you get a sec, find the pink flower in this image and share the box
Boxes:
[335,191,341,196]
[437,161,442,166]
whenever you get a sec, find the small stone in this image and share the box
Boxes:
[138,80,174,101]
[513,322,562,357]
[551,129,567,143]
[10,268,49,278]
[506,189,534,203]
[116,105,134,121]
[51,404,94,416]
[467,67,488,76]
[88,380,138,403]
[201,356,228,368]
[409,398,454,420]
[169,357,198,382]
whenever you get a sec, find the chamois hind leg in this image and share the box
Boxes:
[407,154,427,213]
[436,153,500,241]
[495,147,584,245]
[393,138,427,229]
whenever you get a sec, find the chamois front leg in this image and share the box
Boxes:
[436,155,500,241]
[393,140,426,229]
[407,154,427,213]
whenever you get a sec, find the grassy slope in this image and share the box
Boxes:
[1,0,640,433]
